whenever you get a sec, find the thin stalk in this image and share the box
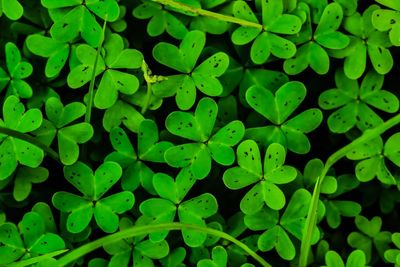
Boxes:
[8,249,68,267]
[81,16,107,161]
[152,0,263,29]
[299,113,400,267]
[0,126,59,161]
[57,222,271,267]
[141,60,153,114]
[84,16,108,124]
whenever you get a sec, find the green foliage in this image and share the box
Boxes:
[0,0,400,266]
[52,161,134,233]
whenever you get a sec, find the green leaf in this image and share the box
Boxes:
[138,119,173,162]
[57,123,93,165]
[13,166,49,201]
[246,81,306,125]
[45,97,86,128]
[0,0,23,20]
[178,193,218,247]
[258,225,296,260]
[198,246,228,267]
[384,133,400,166]
[103,100,145,133]
[0,223,25,265]
[153,30,205,73]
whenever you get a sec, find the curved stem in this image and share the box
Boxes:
[152,0,263,29]
[57,222,271,267]
[299,113,400,267]
[8,249,68,267]
[0,126,59,161]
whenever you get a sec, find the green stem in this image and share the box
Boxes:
[8,249,68,267]
[81,16,107,161]
[152,0,263,29]
[57,222,271,267]
[0,126,59,161]
[299,113,400,267]
[84,16,108,124]
[141,60,153,114]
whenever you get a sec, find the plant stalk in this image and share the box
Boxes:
[0,126,59,161]
[8,249,68,267]
[57,222,271,267]
[152,0,263,29]
[299,113,400,267]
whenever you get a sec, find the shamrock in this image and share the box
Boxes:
[160,247,186,267]
[347,215,391,263]
[0,0,23,20]
[245,81,322,154]
[323,250,367,267]
[0,96,43,180]
[67,33,143,109]
[139,168,218,247]
[0,211,65,265]
[26,34,70,78]
[322,174,362,229]
[13,166,49,202]
[245,189,321,260]
[239,68,288,107]
[197,246,227,267]
[0,42,33,98]
[223,140,297,213]
[152,31,229,110]
[133,1,188,39]
[284,3,350,75]
[104,217,170,267]
[346,133,400,185]
[164,97,245,179]
[319,69,399,133]
[41,0,120,47]
[385,233,400,265]
[230,0,302,64]
[43,97,93,165]
[52,161,135,233]
[372,0,400,46]
[334,4,394,79]
[105,119,173,194]
[102,100,145,133]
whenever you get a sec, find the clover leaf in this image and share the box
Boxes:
[323,250,367,267]
[105,119,172,194]
[160,247,186,267]
[248,189,321,260]
[384,232,400,265]
[0,42,33,98]
[52,161,134,233]
[0,0,23,20]
[13,166,49,202]
[319,69,399,133]
[336,5,394,79]
[67,33,143,109]
[0,211,65,265]
[26,34,70,78]
[223,140,297,213]
[152,31,229,110]
[104,217,170,267]
[347,215,391,263]
[139,168,218,247]
[245,81,322,154]
[164,97,245,179]
[42,0,120,46]
[197,246,227,267]
[133,1,188,39]
[230,0,301,64]
[284,3,350,75]
[102,100,145,133]
[0,96,43,180]
[346,135,400,185]
[372,2,400,46]
[44,97,93,165]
